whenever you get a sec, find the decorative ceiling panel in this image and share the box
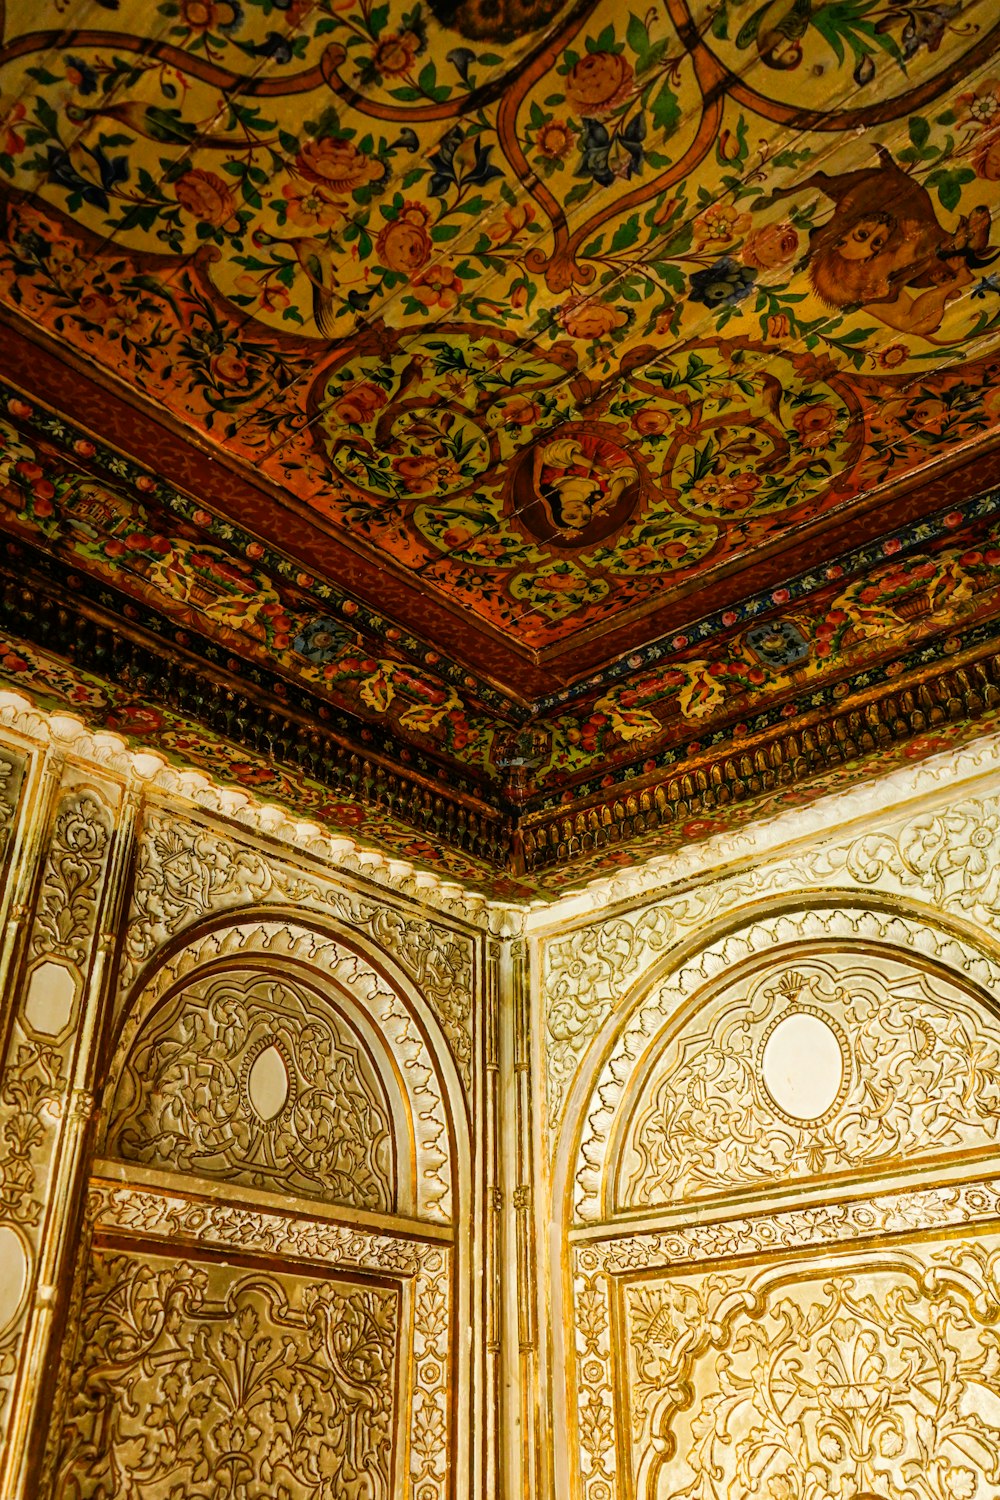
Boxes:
[0,0,999,883]
[2,0,1000,672]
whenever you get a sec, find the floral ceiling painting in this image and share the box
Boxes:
[0,0,1000,885]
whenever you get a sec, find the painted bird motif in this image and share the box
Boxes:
[251,229,341,338]
[736,0,812,68]
[65,101,277,150]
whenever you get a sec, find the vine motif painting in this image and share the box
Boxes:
[105,971,396,1211]
[0,0,998,652]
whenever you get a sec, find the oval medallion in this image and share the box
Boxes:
[761,1011,845,1122]
[246,1043,289,1122]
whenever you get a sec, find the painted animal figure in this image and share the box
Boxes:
[736,0,813,69]
[761,146,996,336]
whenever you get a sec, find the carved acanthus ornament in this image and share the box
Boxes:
[106,972,396,1212]
[28,791,111,968]
[543,906,676,1127]
[616,956,1000,1213]
[88,1181,454,1500]
[122,810,476,1089]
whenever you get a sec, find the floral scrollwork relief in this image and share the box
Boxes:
[51,1247,398,1500]
[86,1184,455,1500]
[105,971,396,1212]
[573,1260,617,1500]
[0,749,23,835]
[621,1242,1000,1500]
[616,954,1000,1213]
[544,905,676,1128]
[29,788,111,968]
[0,1038,65,1226]
[573,910,1000,1223]
[828,793,1000,922]
[122,811,476,1092]
[122,813,276,985]
[118,920,453,1223]
[578,1175,1000,1274]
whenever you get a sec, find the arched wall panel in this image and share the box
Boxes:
[550,902,1000,1500]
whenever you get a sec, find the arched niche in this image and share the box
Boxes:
[568,906,1000,1225]
[103,963,407,1215]
[44,913,466,1500]
[102,914,463,1224]
[554,903,1000,1500]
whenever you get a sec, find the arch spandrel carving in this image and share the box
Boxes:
[119,807,477,1094]
[104,969,399,1214]
[612,951,1000,1218]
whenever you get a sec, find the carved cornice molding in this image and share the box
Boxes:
[0,691,524,934]
[0,552,514,867]
[519,649,1000,875]
[5,535,1000,891]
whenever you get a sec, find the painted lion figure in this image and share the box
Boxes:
[761,145,996,336]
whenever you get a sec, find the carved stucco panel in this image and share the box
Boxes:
[572,910,1000,1224]
[571,1178,1000,1500]
[0,783,113,1427]
[620,1241,1000,1500]
[542,787,1000,1137]
[111,920,453,1224]
[614,953,1000,1213]
[543,906,677,1127]
[579,1176,1000,1274]
[105,971,397,1213]
[87,1182,454,1500]
[0,745,23,847]
[88,1181,427,1274]
[121,809,476,1090]
[50,1243,400,1500]
[1,785,112,1228]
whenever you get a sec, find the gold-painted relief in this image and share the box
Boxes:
[571,911,1000,1224]
[616,956,1000,1213]
[106,971,396,1211]
[620,1240,1000,1500]
[51,1244,399,1500]
[122,808,477,1093]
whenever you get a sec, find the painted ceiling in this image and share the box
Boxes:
[1,0,1000,887]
